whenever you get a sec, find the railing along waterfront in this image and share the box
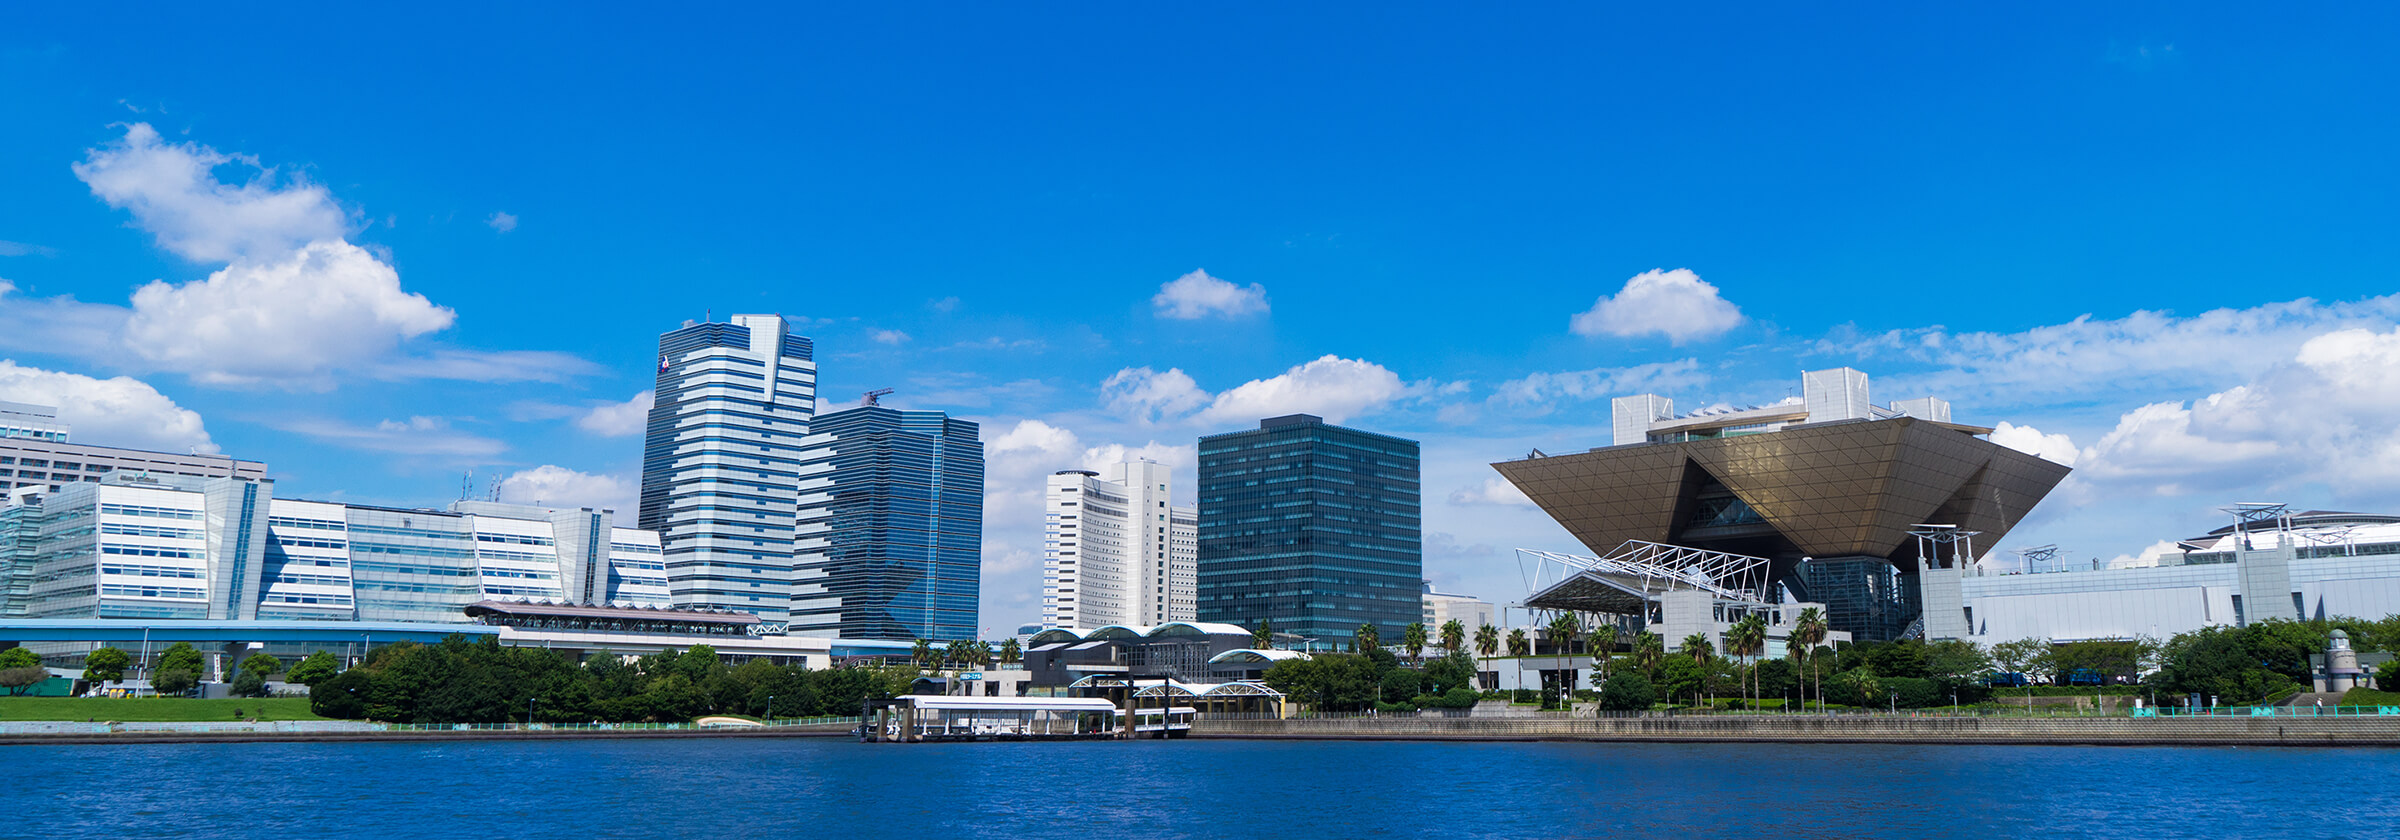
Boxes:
[0,716,866,737]
[1220,705,2400,722]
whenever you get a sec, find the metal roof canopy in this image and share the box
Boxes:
[1519,540,1775,615]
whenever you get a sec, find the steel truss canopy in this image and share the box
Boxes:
[1519,540,1774,616]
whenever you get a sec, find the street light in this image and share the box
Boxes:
[766,694,775,723]
[1888,690,1897,715]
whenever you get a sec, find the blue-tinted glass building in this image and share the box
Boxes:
[638,314,817,626]
[791,406,982,641]
[1196,414,1422,647]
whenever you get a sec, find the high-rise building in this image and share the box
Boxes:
[1420,581,1495,641]
[638,314,817,626]
[1196,414,1422,646]
[1040,460,1197,629]
[0,401,70,443]
[790,406,982,641]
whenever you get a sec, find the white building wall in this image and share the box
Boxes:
[608,527,671,606]
[1802,367,1872,423]
[261,499,356,620]
[1040,461,1194,629]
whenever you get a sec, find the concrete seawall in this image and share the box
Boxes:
[0,720,856,746]
[1193,716,2400,747]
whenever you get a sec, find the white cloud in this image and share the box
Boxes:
[486,212,518,233]
[576,391,653,436]
[73,123,348,263]
[1101,366,1208,423]
[1199,355,1411,424]
[1491,359,1711,413]
[1837,294,2400,407]
[281,415,505,457]
[120,239,455,385]
[366,349,604,384]
[1448,476,1533,507]
[498,465,634,513]
[2069,326,2400,498]
[1989,421,2079,467]
[1152,269,1269,320]
[0,241,58,257]
[0,360,215,453]
[2101,540,2186,570]
[871,329,910,345]
[1570,268,1744,344]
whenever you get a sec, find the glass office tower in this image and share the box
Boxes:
[638,315,817,626]
[791,406,982,641]
[1196,414,1422,647]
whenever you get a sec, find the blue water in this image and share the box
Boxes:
[14,738,2398,838]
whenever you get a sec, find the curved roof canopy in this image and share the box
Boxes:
[1208,648,1309,665]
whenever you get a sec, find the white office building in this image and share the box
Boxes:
[1421,582,1495,640]
[8,473,670,624]
[1944,508,2400,643]
[637,314,818,627]
[0,401,266,494]
[1041,461,1197,629]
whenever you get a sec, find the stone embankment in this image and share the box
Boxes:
[1193,715,2400,746]
[0,719,858,746]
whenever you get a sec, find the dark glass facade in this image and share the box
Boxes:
[1196,414,1421,646]
[793,407,982,641]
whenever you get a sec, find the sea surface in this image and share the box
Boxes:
[15,737,2399,839]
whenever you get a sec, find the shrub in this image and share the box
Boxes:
[1598,672,1655,711]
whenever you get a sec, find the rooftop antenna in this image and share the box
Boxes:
[1907,523,1981,571]
[460,469,473,502]
[863,387,895,407]
[2012,544,2059,574]
[487,476,502,503]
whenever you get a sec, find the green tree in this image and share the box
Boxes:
[1402,622,1428,661]
[231,670,269,698]
[0,647,39,670]
[1475,623,1500,667]
[1440,619,1467,657]
[1423,650,1480,696]
[2,667,54,696]
[1356,623,1381,653]
[1598,670,1655,712]
[1835,667,1880,709]
[1726,614,1767,708]
[83,646,132,683]
[152,667,199,697]
[156,642,204,677]
[1545,614,1581,704]
[911,638,934,668]
[1658,656,1703,707]
[1989,637,2054,710]
[999,637,1022,664]
[1631,630,1664,678]
[241,652,283,678]
[1588,621,1621,682]
[1252,620,1272,650]
[1506,628,1530,657]
[286,650,342,687]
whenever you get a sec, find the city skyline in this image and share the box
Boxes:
[5,7,2400,637]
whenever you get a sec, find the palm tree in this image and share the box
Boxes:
[1727,615,1767,710]
[1252,620,1273,650]
[1837,667,1879,711]
[1790,607,1828,711]
[1506,628,1530,657]
[1403,622,1428,661]
[1356,622,1380,653]
[1441,619,1467,656]
[1546,613,1581,704]
[999,637,1021,665]
[1680,632,1715,707]
[911,638,933,669]
[1632,631,1664,675]
[1474,624,1500,691]
[943,638,968,668]
[1587,621,1620,683]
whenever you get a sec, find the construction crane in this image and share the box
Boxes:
[862,388,895,407]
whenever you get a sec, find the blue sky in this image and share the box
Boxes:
[4,4,2398,636]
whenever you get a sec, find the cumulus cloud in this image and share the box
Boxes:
[0,360,215,453]
[870,329,910,345]
[2069,326,2400,498]
[1570,268,1744,344]
[120,239,455,384]
[1152,269,1269,320]
[0,241,58,257]
[280,415,505,457]
[1988,421,2079,467]
[1101,366,1208,424]
[576,391,653,436]
[1448,476,1533,507]
[73,123,349,263]
[486,212,518,233]
[1199,355,1412,424]
[498,465,635,513]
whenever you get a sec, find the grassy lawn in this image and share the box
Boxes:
[2337,687,2400,707]
[0,697,324,722]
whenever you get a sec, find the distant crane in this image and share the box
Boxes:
[862,388,895,407]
